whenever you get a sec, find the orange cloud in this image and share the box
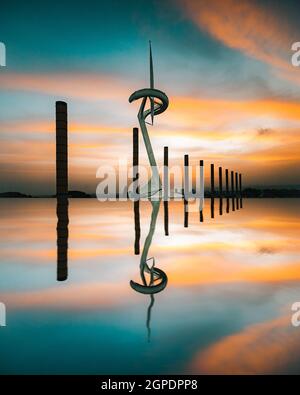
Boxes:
[180,0,295,75]
[0,72,131,101]
[0,119,130,135]
[169,96,300,127]
[191,313,300,374]
[167,256,300,286]
[1,282,133,310]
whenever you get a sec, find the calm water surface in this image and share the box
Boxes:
[0,198,300,374]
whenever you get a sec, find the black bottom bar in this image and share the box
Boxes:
[0,375,294,393]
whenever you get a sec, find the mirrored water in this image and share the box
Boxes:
[0,198,300,374]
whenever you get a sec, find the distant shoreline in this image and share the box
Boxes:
[1,189,300,199]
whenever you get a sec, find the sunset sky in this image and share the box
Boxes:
[1,0,300,194]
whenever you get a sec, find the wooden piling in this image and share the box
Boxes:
[231,171,234,197]
[225,169,229,197]
[133,127,140,254]
[235,172,239,209]
[184,154,189,227]
[133,127,139,192]
[219,166,223,215]
[211,163,215,197]
[200,160,204,192]
[184,154,189,200]
[199,160,204,222]
[231,171,235,211]
[56,101,68,197]
[164,146,169,201]
[164,146,169,235]
[219,166,222,197]
[239,173,243,208]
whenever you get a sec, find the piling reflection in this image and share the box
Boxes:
[211,197,215,219]
[164,201,169,236]
[134,199,140,255]
[56,196,69,281]
[219,198,223,216]
[184,199,189,228]
[236,195,240,210]
[200,209,204,222]
[206,196,244,220]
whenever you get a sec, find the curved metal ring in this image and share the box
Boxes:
[130,267,168,295]
[129,88,169,116]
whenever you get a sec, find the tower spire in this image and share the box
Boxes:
[149,41,154,125]
[149,40,154,89]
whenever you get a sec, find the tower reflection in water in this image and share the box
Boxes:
[131,200,168,341]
